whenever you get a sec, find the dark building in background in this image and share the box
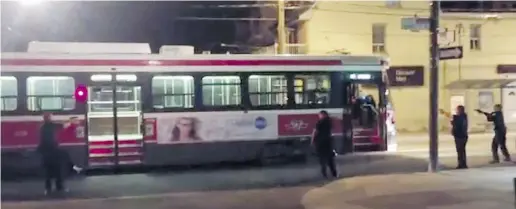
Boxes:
[1,1,314,54]
[440,1,516,12]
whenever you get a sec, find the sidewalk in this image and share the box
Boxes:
[396,132,516,143]
[301,166,516,209]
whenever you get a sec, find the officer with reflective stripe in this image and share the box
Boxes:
[311,110,338,178]
[476,104,512,163]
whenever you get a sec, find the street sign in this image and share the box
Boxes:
[439,46,463,60]
[401,17,430,31]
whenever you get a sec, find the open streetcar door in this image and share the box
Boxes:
[86,73,145,169]
[339,70,390,154]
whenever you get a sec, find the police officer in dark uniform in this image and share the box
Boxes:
[311,110,338,178]
[37,113,66,195]
[476,104,512,163]
[451,105,468,169]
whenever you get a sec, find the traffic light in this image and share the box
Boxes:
[74,85,88,103]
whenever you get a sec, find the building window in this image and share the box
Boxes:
[294,74,330,105]
[385,0,401,8]
[1,76,18,111]
[248,75,288,106]
[202,76,241,106]
[372,23,386,53]
[469,24,481,51]
[26,76,75,111]
[152,76,194,109]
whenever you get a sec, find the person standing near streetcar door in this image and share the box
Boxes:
[311,110,338,179]
[58,116,83,174]
[476,104,512,163]
[37,113,66,195]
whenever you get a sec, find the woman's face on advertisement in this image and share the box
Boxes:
[177,118,193,133]
[70,118,79,125]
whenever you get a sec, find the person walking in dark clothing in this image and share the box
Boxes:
[451,105,469,169]
[311,110,338,178]
[58,117,83,174]
[37,113,66,195]
[476,104,512,163]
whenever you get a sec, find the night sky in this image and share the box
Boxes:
[1,1,253,53]
[2,1,514,53]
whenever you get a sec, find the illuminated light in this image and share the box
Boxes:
[148,60,161,65]
[18,0,45,6]
[90,74,137,82]
[349,73,372,80]
[116,74,137,81]
[482,14,500,20]
[74,85,88,103]
[90,74,112,81]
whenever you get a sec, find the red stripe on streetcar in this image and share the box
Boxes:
[1,142,87,149]
[0,59,343,66]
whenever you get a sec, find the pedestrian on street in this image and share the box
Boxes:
[37,113,67,195]
[311,110,338,179]
[476,104,512,163]
[58,116,83,174]
[451,105,469,169]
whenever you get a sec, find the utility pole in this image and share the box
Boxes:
[429,1,440,172]
[456,24,464,80]
[111,68,120,174]
[277,0,286,54]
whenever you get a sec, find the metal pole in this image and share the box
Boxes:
[429,1,440,172]
[457,25,463,80]
[277,0,286,54]
[111,68,119,173]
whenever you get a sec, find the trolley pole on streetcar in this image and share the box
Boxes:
[428,1,440,172]
[111,68,120,173]
[277,0,286,54]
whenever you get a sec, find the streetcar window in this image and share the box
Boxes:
[248,75,287,106]
[202,76,241,106]
[152,76,194,109]
[294,74,330,105]
[27,76,75,111]
[0,76,18,111]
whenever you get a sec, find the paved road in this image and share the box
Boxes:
[2,186,312,209]
[0,153,422,201]
[2,134,514,209]
[2,155,511,209]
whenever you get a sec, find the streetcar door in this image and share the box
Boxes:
[340,82,358,154]
[86,74,144,168]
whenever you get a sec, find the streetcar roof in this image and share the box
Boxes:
[0,53,388,73]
